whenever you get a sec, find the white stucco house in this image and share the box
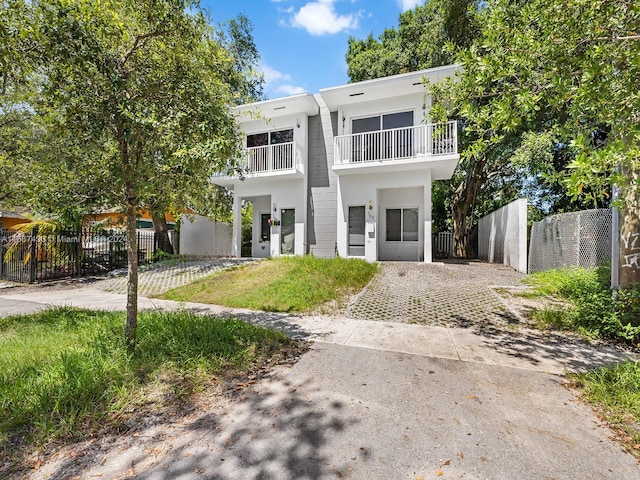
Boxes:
[213,64,460,263]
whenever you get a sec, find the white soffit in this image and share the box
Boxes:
[234,93,319,123]
[319,64,461,111]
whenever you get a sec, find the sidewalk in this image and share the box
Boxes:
[0,284,633,375]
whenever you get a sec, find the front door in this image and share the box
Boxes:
[280,209,295,255]
[348,206,365,256]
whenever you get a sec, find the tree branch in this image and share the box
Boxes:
[122,29,171,66]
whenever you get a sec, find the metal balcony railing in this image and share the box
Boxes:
[334,121,457,166]
[246,142,296,173]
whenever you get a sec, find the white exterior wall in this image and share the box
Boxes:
[251,196,271,258]
[336,169,433,263]
[179,215,232,257]
[478,198,528,273]
[233,178,306,258]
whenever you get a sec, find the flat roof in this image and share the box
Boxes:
[319,64,461,111]
[234,93,319,122]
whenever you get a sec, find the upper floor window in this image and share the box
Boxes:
[352,111,413,134]
[247,129,293,148]
[351,111,414,161]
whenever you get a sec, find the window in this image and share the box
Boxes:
[351,111,414,161]
[247,129,294,171]
[348,206,365,256]
[247,129,293,147]
[260,214,270,242]
[386,208,419,242]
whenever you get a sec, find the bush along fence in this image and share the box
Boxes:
[0,227,157,283]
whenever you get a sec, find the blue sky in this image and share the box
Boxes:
[200,0,422,99]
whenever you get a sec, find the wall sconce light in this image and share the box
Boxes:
[273,203,277,212]
[368,200,373,210]
[422,103,426,110]
[296,118,300,128]
[342,113,345,129]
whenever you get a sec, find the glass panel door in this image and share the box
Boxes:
[348,206,365,256]
[280,209,295,255]
[352,116,380,162]
[383,111,413,158]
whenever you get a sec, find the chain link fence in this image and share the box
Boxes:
[528,208,612,273]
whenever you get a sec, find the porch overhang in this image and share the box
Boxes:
[332,154,459,180]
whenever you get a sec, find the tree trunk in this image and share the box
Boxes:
[618,164,640,287]
[125,182,138,351]
[452,201,469,257]
[151,208,174,255]
[451,154,487,258]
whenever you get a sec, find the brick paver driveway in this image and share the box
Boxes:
[97,258,253,296]
[347,260,525,329]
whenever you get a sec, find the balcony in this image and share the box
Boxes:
[213,141,304,185]
[333,121,458,177]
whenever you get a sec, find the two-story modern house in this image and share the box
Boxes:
[213,64,460,263]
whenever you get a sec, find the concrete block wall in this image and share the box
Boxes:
[179,215,233,257]
[478,198,528,273]
[306,94,338,257]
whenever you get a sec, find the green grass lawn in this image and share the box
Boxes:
[572,361,640,458]
[160,256,378,313]
[0,307,296,459]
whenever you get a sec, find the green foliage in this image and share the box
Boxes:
[573,360,640,457]
[525,266,640,344]
[162,256,378,313]
[346,0,480,81]
[0,307,291,451]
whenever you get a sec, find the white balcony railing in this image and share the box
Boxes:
[245,142,296,173]
[334,121,457,166]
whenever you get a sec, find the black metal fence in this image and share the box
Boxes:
[0,227,157,283]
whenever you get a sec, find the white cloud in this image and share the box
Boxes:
[276,85,307,96]
[292,0,359,36]
[260,64,306,97]
[261,64,292,84]
[398,0,421,11]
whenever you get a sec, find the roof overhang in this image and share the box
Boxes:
[319,64,461,111]
[234,93,319,123]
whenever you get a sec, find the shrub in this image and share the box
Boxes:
[526,266,640,345]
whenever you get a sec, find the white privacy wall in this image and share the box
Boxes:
[179,215,233,257]
[477,198,528,273]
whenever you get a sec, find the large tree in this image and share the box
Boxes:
[147,13,264,254]
[0,0,34,207]
[432,0,639,282]
[346,0,479,81]
[32,0,242,348]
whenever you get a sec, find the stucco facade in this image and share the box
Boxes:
[213,65,461,263]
